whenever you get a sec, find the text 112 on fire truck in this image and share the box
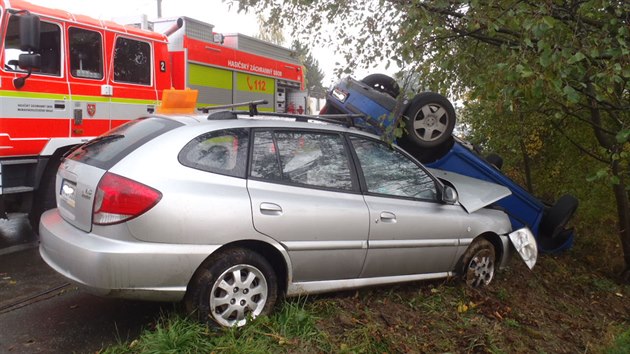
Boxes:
[0,0,306,230]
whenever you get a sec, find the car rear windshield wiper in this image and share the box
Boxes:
[81,134,125,149]
[62,134,125,158]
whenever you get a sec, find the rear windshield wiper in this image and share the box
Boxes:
[63,134,125,158]
[81,134,125,149]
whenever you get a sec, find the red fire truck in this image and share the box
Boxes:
[0,0,305,228]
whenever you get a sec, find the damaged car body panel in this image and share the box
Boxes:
[428,168,512,214]
[429,168,538,270]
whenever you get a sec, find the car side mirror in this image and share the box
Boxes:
[442,186,458,204]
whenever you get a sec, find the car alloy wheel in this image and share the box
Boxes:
[461,239,496,288]
[185,248,277,327]
[403,92,456,149]
[210,264,268,327]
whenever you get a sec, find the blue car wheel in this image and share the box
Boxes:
[403,92,456,149]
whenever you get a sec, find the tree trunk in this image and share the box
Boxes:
[519,139,534,194]
[611,161,630,282]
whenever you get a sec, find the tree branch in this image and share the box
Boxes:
[548,119,610,164]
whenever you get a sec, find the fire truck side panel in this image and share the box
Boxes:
[63,23,111,138]
[187,63,233,107]
[169,51,186,90]
[154,41,172,96]
[234,72,274,112]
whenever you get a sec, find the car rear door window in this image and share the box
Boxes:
[250,130,354,191]
[179,129,249,178]
[350,136,438,200]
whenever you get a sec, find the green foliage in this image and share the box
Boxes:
[291,40,326,97]
[254,13,285,45]
[605,327,630,354]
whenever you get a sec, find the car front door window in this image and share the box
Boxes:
[350,136,437,200]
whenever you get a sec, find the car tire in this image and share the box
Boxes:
[361,73,401,98]
[539,194,578,239]
[459,238,496,288]
[402,92,456,149]
[185,248,278,327]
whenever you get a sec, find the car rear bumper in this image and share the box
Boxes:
[39,209,220,302]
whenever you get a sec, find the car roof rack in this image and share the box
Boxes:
[202,100,366,128]
[199,100,269,116]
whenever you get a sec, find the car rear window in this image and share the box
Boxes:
[179,129,249,178]
[66,117,182,170]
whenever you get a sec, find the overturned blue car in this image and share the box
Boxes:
[323,75,578,253]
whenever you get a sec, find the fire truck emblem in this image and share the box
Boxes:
[87,104,96,117]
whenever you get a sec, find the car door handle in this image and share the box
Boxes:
[260,202,283,216]
[379,211,397,223]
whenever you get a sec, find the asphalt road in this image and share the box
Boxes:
[0,247,171,353]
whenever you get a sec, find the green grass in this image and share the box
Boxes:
[99,221,630,354]
[103,317,214,354]
[605,327,630,354]
[102,298,325,354]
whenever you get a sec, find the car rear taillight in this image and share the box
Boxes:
[93,172,162,225]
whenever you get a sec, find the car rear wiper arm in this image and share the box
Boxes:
[62,134,125,158]
[81,134,125,149]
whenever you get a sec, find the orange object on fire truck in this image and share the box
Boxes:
[0,0,305,226]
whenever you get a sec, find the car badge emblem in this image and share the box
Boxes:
[82,188,93,199]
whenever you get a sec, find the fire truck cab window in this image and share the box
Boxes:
[69,28,103,80]
[3,17,61,76]
[113,37,151,85]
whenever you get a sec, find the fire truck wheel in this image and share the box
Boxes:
[402,92,456,149]
[361,74,401,98]
[29,154,63,232]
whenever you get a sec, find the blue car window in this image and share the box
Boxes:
[350,136,437,200]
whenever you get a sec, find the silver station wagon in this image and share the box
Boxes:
[40,107,537,327]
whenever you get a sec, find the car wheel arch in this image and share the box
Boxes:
[456,233,504,272]
[186,240,290,296]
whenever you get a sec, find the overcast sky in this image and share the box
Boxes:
[24,0,387,86]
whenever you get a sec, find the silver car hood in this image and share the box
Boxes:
[428,169,511,213]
